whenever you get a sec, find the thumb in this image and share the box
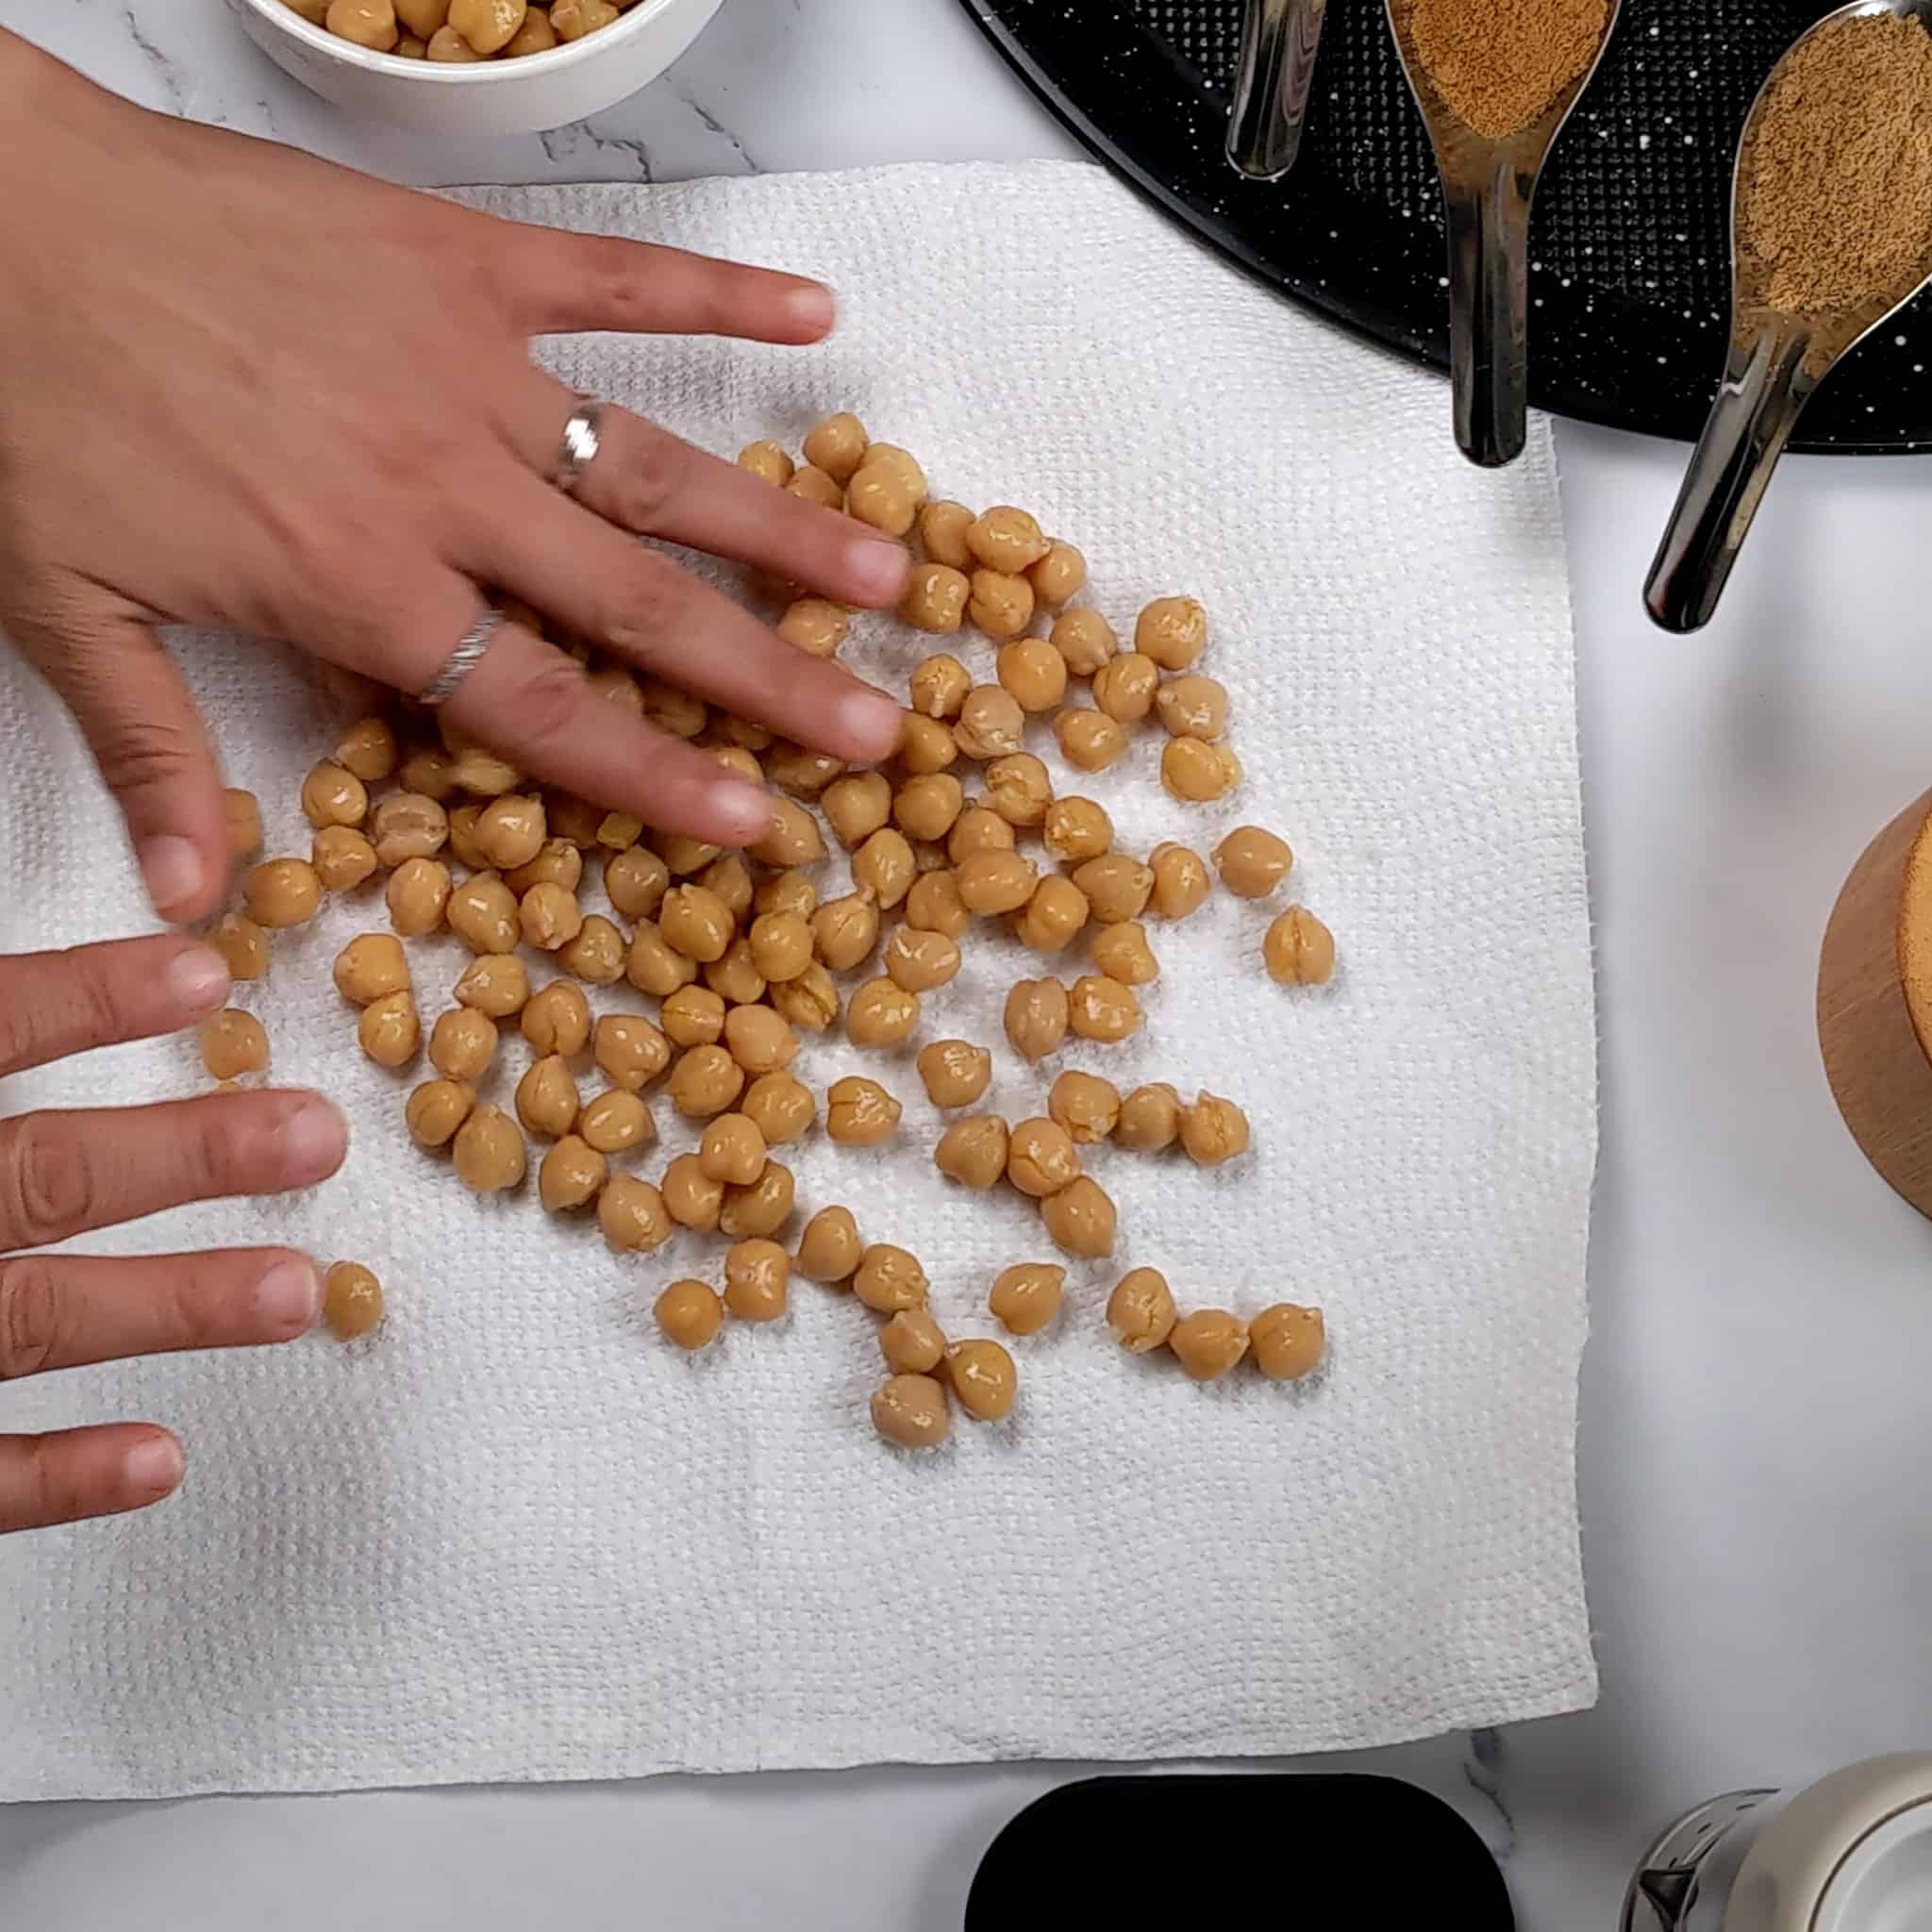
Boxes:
[18,610,228,924]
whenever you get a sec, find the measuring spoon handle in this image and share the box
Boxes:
[1644,318,1811,634]
[1443,156,1536,468]
[1226,0,1330,180]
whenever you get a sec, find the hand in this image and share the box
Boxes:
[0,935,345,1535]
[0,33,909,926]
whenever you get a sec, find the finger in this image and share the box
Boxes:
[463,475,904,764]
[0,1426,183,1536]
[499,378,908,609]
[0,1248,319,1381]
[491,225,837,343]
[0,937,230,1079]
[17,612,228,924]
[0,1090,346,1255]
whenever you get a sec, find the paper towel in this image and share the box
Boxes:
[0,162,1595,1799]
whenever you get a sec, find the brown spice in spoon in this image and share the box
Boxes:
[1398,0,1611,142]
[1738,10,1932,317]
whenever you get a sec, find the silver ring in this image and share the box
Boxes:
[419,609,505,708]
[550,402,605,495]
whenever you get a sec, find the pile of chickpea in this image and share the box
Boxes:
[281,0,632,62]
[197,412,1337,1440]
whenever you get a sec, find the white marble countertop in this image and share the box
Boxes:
[7,3,1932,1927]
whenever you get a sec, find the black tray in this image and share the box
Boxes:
[961,0,1932,455]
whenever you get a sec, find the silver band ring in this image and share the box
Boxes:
[419,608,506,708]
[550,402,605,495]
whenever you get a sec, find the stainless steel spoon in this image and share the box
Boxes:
[1226,0,1330,181]
[1646,0,1932,633]
[1386,0,1623,468]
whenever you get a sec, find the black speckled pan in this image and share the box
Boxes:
[960,0,1932,454]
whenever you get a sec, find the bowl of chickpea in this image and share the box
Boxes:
[229,0,725,135]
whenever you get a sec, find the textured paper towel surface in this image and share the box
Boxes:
[0,164,1594,1799]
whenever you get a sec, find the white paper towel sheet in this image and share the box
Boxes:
[0,163,1595,1799]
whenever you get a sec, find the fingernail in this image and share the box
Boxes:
[139,836,207,921]
[277,1095,348,1185]
[839,688,905,762]
[711,778,775,843]
[255,1258,322,1335]
[125,1435,184,1498]
[847,538,909,603]
[785,282,836,333]
[167,945,231,1015]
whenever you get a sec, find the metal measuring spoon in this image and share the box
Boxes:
[1226,0,1330,181]
[1646,0,1932,633]
[1386,0,1623,468]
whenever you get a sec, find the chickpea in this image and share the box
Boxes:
[996,638,1067,715]
[945,1338,1017,1422]
[872,1374,950,1448]
[447,872,520,955]
[451,749,521,798]
[846,465,916,538]
[1049,608,1117,677]
[704,938,767,1008]
[212,913,270,984]
[688,1114,761,1190]
[881,1308,947,1376]
[577,1088,652,1157]
[946,805,1015,864]
[327,0,399,49]
[965,506,1049,575]
[1264,906,1336,986]
[224,788,262,861]
[967,569,1034,641]
[901,563,970,634]
[913,1040,990,1110]
[1068,974,1141,1044]
[770,960,839,1032]
[358,990,420,1069]
[745,910,811,984]
[1156,674,1230,742]
[934,1113,1009,1190]
[656,1279,724,1351]
[954,684,1024,760]
[300,760,367,833]
[657,987,721,1052]
[905,869,970,940]
[725,1005,798,1075]
[427,1006,496,1084]
[323,1260,385,1341]
[845,976,919,1047]
[737,440,794,487]
[453,1104,525,1192]
[778,599,849,659]
[754,869,819,920]
[446,804,489,871]
[600,1174,673,1253]
[398,747,459,798]
[802,410,869,484]
[392,0,446,39]
[1148,842,1211,920]
[1006,1118,1080,1198]
[508,839,584,895]
[1115,1081,1183,1153]
[1067,854,1149,925]
[741,1071,814,1144]
[1135,595,1208,671]
[513,1055,578,1139]
[468,793,542,871]
[1091,921,1158,987]
[382,858,447,939]
[518,985,589,1064]
[540,1134,608,1214]
[853,1243,929,1314]
[627,920,698,998]
[823,770,892,848]
[811,891,880,973]
[551,0,620,40]
[860,442,926,501]
[852,828,915,909]
[1025,541,1085,608]
[720,1158,795,1240]
[200,1008,267,1080]
[918,499,974,570]
[606,844,671,920]
[764,1203,843,1296]
[763,741,844,797]
[888,924,964,992]
[447,0,524,50]
[407,1077,475,1150]
[893,773,963,843]
[983,754,1050,830]
[1004,975,1068,1061]
[955,850,1038,916]
[1179,1092,1251,1167]
[513,881,579,954]
[657,828,720,874]
[1251,1303,1326,1381]
[370,793,448,867]
[1014,874,1090,954]
[335,714,398,783]
[311,825,377,893]
[1092,652,1159,724]
[1054,708,1127,773]
[1037,796,1107,866]
[333,932,408,1007]
[1161,738,1242,803]
[1040,1175,1117,1258]
[906,662,966,732]
[1169,1308,1248,1381]
[988,1261,1064,1336]
[692,858,752,926]
[1049,1071,1120,1145]
[668,1043,744,1118]
[825,1075,903,1146]
[785,464,843,510]
[661,1154,724,1233]
[659,884,735,964]
[245,858,322,929]
[593,1013,671,1093]
[1107,1269,1177,1354]
[559,914,626,987]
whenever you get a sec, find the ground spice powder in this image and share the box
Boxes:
[1739,11,1932,317]
[1399,0,1610,142]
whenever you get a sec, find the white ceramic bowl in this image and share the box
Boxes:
[226,0,725,136]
